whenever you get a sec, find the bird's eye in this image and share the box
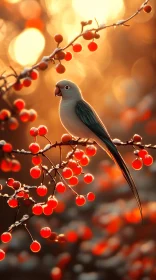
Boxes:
[64,85,70,90]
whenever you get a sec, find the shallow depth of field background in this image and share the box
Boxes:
[0,0,156,280]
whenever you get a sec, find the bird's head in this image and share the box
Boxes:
[55,80,82,100]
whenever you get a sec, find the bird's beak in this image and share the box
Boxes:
[55,86,62,96]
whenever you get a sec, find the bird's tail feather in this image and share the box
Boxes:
[98,138,143,220]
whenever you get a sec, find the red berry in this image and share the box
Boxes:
[40,227,51,238]
[2,143,12,153]
[7,178,14,187]
[13,99,25,111]
[62,167,73,179]
[30,127,38,137]
[48,197,58,209]
[28,109,37,122]
[56,63,66,74]
[32,204,43,215]
[65,52,72,61]
[23,78,32,87]
[29,143,40,154]
[57,234,66,243]
[0,250,5,261]
[85,145,97,156]
[72,43,82,52]
[19,109,30,122]
[143,155,153,166]
[73,165,82,175]
[49,232,57,241]
[132,158,143,170]
[7,198,18,208]
[38,61,48,70]
[30,69,39,80]
[138,149,148,159]
[88,41,98,52]
[80,155,90,166]
[87,192,95,201]
[69,176,78,186]
[1,232,12,243]
[43,205,53,215]
[36,185,47,196]
[11,160,21,172]
[133,134,142,142]
[51,267,62,280]
[74,149,84,160]
[12,181,21,189]
[76,195,86,206]
[94,33,100,39]
[144,5,152,13]
[0,109,11,120]
[30,240,41,253]
[55,51,65,60]
[84,173,94,184]
[54,34,63,43]
[56,182,66,193]
[0,158,12,172]
[83,31,94,40]
[61,134,72,143]
[32,155,42,165]
[8,117,19,130]
[38,125,48,136]
[30,166,41,179]
[13,81,23,91]
[68,160,77,170]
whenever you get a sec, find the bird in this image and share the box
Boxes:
[54,79,142,219]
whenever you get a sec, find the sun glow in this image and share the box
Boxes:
[72,0,125,23]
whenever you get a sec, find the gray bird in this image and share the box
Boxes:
[55,79,142,218]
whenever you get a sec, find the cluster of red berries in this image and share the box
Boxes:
[13,69,39,91]
[131,134,153,170]
[0,140,21,172]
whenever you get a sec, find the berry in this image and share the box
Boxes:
[48,197,58,209]
[72,43,82,52]
[94,33,100,39]
[13,99,25,111]
[88,41,98,51]
[133,134,142,142]
[80,155,90,166]
[49,232,57,241]
[51,267,62,280]
[57,234,66,243]
[73,165,82,175]
[19,109,30,122]
[65,52,72,61]
[38,61,48,70]
[32,204,43,215]
[30,240,41,253]
[76,195,86,206]
[29,109,37,122]
[13,81,23,91]
[8,117,19,130]
[69,176,78,186]
[55,51,65,60]
[68,160,77,170]
[30,69,39,80]
[0,109,11,120]
[74,149,84,160]
[132,158,143,170]
[12,181,21,189]
[56,182,66,193]
[0,158,12,172]
[143,155,153,166]
[43,205,53,215]
[61,134,72,143]
[30,166,41,179]
[7,198,18,208]
[29,143,40,154]
[1,232,12,243]
[2,143,12,153]
[38,125,48,136]
[23,78,32,87]
[0,250,5,261]
[84,173,94,184]
[32,155,42,165]
[83,31,94,40]
[54,34,63,43]
[138,149,148,159]
[144,5,152,13]
[30,127,38,137]
[62,167,73,179]
[7,178,14,187]
[87,192,95,201]
[56,63,66,74]
[11,160,21,172]
[36,185,47,196]
[85,145,97,156]
[40,227,51,238]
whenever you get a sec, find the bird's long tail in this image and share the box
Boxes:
[97,137,143,220]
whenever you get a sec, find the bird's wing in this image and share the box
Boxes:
[75,99,142,219]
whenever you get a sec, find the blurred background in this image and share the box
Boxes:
[0,0,156,279]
